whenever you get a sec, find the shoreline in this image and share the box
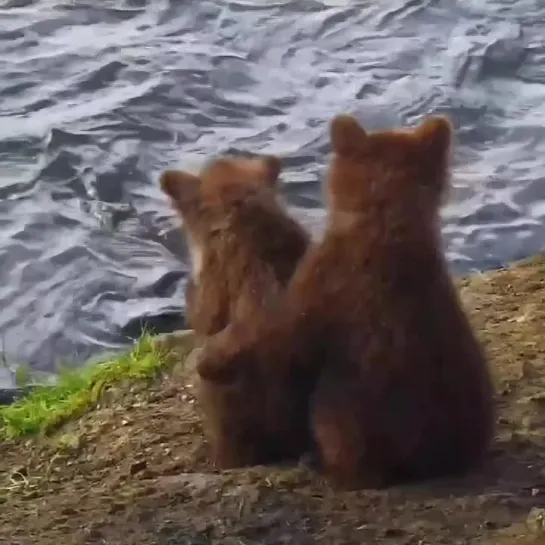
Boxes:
[0,330,195,439]
[0,254,518,404]
[2,253,545,544]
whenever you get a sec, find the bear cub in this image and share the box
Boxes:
[160,154,310,339]
[195,114,496,488]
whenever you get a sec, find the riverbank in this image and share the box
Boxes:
[2,255,545,545]
[0,332,186,439]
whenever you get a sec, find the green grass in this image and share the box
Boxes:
[0,333,177,440]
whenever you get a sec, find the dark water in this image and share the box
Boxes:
[1,0,545,386]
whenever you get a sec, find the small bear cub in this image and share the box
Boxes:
[159,154,310,338]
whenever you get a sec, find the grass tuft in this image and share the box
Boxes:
[0,333,175,440]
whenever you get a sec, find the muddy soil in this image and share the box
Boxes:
[3,256,545,545]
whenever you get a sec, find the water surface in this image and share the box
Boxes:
[1,0,545,383]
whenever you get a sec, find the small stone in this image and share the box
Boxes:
[522,415,533,430]
[526,507,545,534]
[129,460,147,475]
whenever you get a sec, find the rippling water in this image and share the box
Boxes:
[1,0,545,384]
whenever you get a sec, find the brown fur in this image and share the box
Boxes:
[195,115,496,487]
[159,154,310,338]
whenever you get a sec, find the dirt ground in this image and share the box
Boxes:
[3,256,545,545]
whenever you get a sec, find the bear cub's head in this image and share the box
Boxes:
[326,114,453,221]
[159,154,283,276]
[160,154,282,237]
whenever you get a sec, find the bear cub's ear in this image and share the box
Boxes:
[330,114,368,156]
[414,116,452,158]
[159,169,201,207]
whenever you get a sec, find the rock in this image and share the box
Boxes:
[0,386,35,406]
[526,507,545,534]
[155,329,196,354]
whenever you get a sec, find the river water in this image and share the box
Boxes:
[1,0,545,385]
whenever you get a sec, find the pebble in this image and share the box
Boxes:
[526,507,545,534]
